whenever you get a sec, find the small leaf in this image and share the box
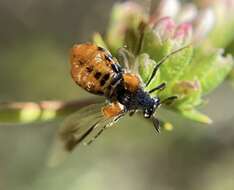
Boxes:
[200,52,233,94]
[141,25,174,62]
[179,109,212,124]
[182,47,218,81]
[158,45,194,97]
[136,53,156,83]
[182,48,233,95]
[92,33,108,50]
[136,53,162,92]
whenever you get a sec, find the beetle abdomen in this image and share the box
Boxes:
[70,43,122,96]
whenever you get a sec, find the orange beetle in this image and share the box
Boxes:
[70,43,161,118]
[54,43,185,154]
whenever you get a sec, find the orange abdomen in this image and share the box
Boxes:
[70,43,120,96]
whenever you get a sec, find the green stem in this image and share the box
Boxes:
[0,98,102,124]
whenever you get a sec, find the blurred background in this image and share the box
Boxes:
[0,0,234,190]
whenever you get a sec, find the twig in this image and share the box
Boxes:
[0,98,103,124]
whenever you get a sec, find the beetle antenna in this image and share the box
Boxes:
[146,44,192,87]
[148,82,166,94]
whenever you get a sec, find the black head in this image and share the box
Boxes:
[143,98,160,118]
[142,96,161,133]
[130,88,161,118]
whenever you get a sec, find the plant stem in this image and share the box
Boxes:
[0,98,102,124]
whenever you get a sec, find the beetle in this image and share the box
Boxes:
[54,43,188,153]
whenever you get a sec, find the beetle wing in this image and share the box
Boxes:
[48,102,124,166]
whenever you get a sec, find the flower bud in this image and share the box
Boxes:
[174,23,193,45]
[106,2,145,52]
[153,17,176,41]
[173,80,200,97]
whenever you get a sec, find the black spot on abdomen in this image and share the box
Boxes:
[78,60,85,66]
[86,66,93,73]
[103,73,110,81]
[100,73,110,86]
[94,71,102,79]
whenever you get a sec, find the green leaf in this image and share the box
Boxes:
[182,48,218,81]
[200,52,233,94]
[179,109,212,124]
[136,53,156,83]
[158,46,194,97]
[92,33,109,50]
[141,26,173,62]
[182,48,233,95]
[136,53,162,92]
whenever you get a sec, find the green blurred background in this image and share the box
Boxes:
[0,0,234,190]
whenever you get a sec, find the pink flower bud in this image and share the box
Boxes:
[173,80,200,96]
[174,23,193,45]
[153,17,176,41]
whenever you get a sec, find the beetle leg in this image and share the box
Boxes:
[85,103,126,146]
[152,116,160,133]
[116,48,135,72]
[84,126,106,146]
[116,48,130,70]
[102,102,125,118]
[161,96,178,105]
[129,110,136,116]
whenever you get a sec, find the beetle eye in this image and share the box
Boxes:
[154,98,160,107]
[144,112,150,118]
[144,110,151,118]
